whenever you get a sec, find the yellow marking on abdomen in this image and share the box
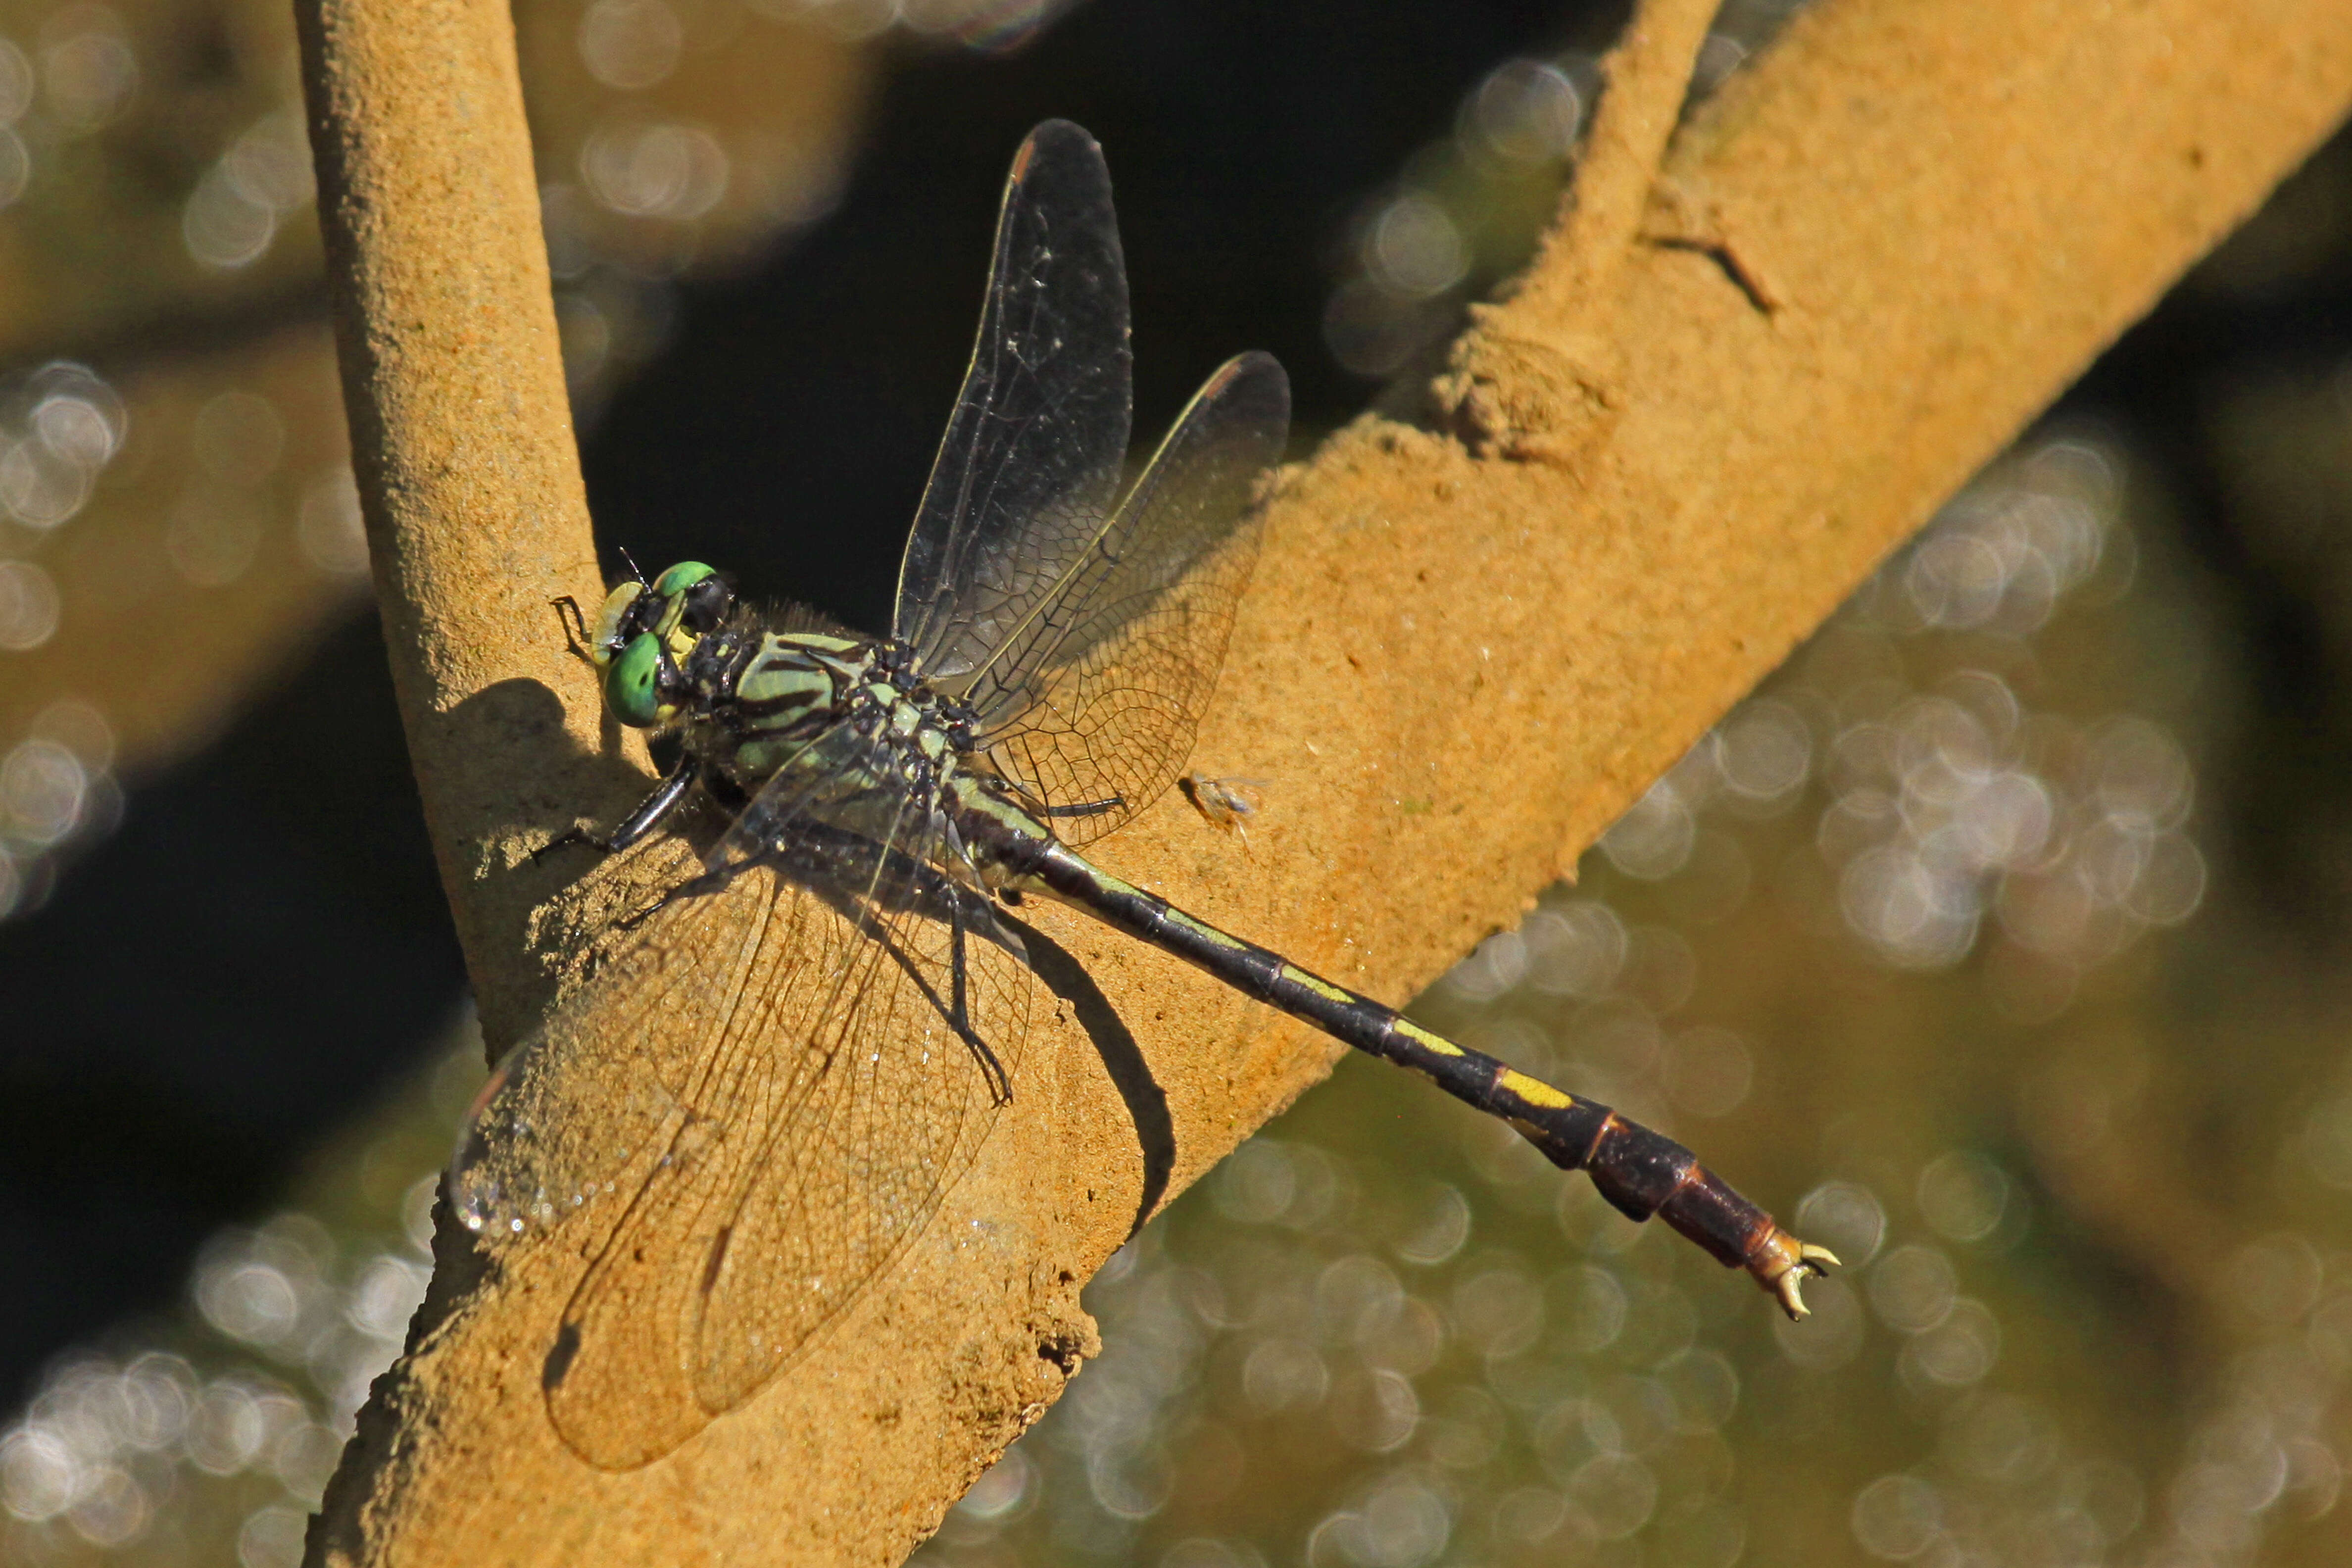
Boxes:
[1499,1070,1574,1110]
[1279,965,1354,1005]
[1167,910,1250,951]
[1393,1019,1463,1057]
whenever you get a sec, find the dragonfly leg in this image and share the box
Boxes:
[1038,795,1126,820]
[535,824,619,864]
[536,754,699,866]
[551,595,596,662]
[838,882,1014,1103]
[948,894,972,1029]
[950,900,1013,1103]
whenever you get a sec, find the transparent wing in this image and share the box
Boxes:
[450,726,1030,1470]
[894,119,1132,684]
[684,772,1028,1421]
[967,351,1289,843]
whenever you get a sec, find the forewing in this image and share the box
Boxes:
[450,849,821,1469]
[448,723,891,1249]
[449,867,782,1248]
[969,351,1289,842]
[679,744,1032,1420]
[451,727,1031,1469]
[688,799,1031,1413]
[894,119,1133,683]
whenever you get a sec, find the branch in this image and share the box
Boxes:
[302,0,2352,1562]
[294,0,619,1060]
[1436,0,1719,458]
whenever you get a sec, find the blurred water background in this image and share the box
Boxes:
[3,0,2352,1564]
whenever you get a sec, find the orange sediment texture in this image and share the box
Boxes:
[295,0,612,1053]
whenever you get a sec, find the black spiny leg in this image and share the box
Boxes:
[831,876,1015,1105]
[1039,795,1124,821]
[551,595,596,661]
[536,753,700,866]
[943,894,1014,1104]
[949,894,971,1030]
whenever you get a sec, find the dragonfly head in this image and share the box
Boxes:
[588,560,734,727]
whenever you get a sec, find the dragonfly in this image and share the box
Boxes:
[453,120,1833,1470]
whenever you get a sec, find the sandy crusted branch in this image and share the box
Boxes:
[1436,0,1719,459]
[300,0,2352,1562]
[294,0,618,1061]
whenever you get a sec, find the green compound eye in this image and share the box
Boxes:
[649,562,720,654]
[605,633,666,727]
[589,581,643,668]
[652,561,716,598]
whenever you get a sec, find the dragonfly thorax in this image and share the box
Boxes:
[588,561,1031,858]
[683,631,960,797]
[590,562,965,748]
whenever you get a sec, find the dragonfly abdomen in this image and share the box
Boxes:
[1022,841,1833,1317]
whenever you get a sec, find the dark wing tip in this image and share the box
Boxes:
[1012,119,1105,183]
[996,119,1120,279]
[1025,117,1097,147]
[1207,350,1292,447]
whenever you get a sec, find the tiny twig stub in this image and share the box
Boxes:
[1435,0,1721,457]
